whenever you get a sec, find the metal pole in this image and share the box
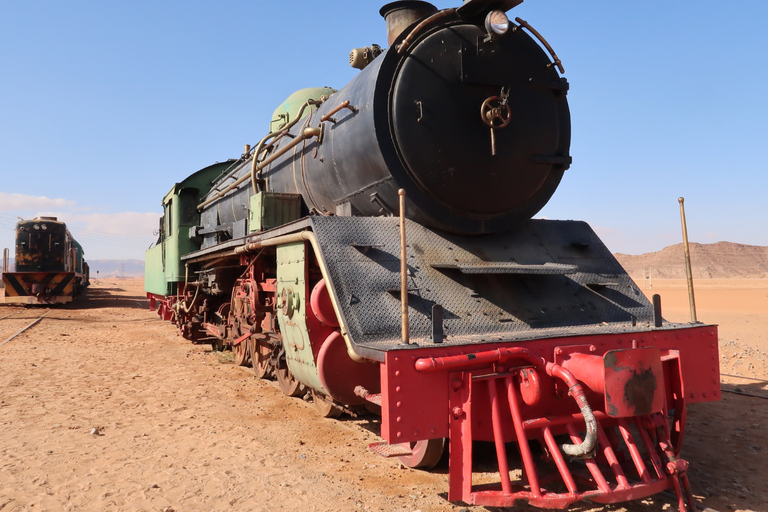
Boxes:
[2,248,8,273]
[678,197,697,323]
[399,189,410,345]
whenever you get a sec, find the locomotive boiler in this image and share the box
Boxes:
[2,216,89,304]
[145,1,720,510]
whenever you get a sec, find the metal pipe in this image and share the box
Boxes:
[320,100,356,123]
[546,363,598,459]
[197,103,319,211]
[678,197,697,323]
[488,379,513,494]
[3,247,9,273]
[396,8,455,53]
[197,126,320,210]
[505,374,542,497]
[235,230,365,362]
[514,18,565,74]
[399,189,410,345]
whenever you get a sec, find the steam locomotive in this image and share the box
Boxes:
[145,1,720,509]
[2,216,89,304]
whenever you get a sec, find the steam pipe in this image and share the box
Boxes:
[396,8,456,53]
[546,363,598,458]
[235,230,365,362]
[197,102,319,211]
[415,346,598,458]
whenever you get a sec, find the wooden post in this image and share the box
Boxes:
[678,197,698,323]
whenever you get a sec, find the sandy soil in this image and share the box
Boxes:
[0,277,766,512]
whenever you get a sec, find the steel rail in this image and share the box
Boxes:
[721,388,768,400]
[0,310,22,320]
[0,309,52,348]
[721,372,767,382]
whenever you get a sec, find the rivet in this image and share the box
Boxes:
[396,432,402,438]
[414,430,420,436]
[396,401,402,408]
[396,386,401,392]
[396,416,402,423]
[394,356,400,362]
[395,370,400,377]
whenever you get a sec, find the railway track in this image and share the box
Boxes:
[0,307,52,348]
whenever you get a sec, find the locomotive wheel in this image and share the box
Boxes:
[311,390,342,418]
[276,361,304,397]
[397,438,446,469]
[250,339,273,379]
[233,338,250,367]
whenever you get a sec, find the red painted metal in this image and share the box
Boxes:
[146,292,177,322]
[316,330,380,405]
[309,279,339,327]
[379,325,718,511]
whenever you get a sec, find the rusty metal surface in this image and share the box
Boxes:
[310,216,673,353]
[14,219,69,272]
[2,272,76,304]
[603,347,665,417]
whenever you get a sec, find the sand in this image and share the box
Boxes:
[0,277,766,512]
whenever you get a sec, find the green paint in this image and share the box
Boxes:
[144,160,235,297]
[249,192,302,233]
[269,87,337,132]
[276,241,325,392]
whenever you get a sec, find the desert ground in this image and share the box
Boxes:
[1,276,766,512]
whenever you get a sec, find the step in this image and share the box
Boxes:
[368,441,412,458]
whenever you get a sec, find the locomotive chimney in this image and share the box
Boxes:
[380,1,437,46]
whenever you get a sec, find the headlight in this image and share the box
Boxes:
[485,10,509,36]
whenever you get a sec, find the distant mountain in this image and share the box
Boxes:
[88,260,144,278]
[614,242,768,279]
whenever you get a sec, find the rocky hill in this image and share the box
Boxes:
[614,242,768,280]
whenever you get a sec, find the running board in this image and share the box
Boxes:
[431,262,577,275]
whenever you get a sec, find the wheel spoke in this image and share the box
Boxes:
[276,362,304,397]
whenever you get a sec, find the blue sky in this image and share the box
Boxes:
[1,1,766,260]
